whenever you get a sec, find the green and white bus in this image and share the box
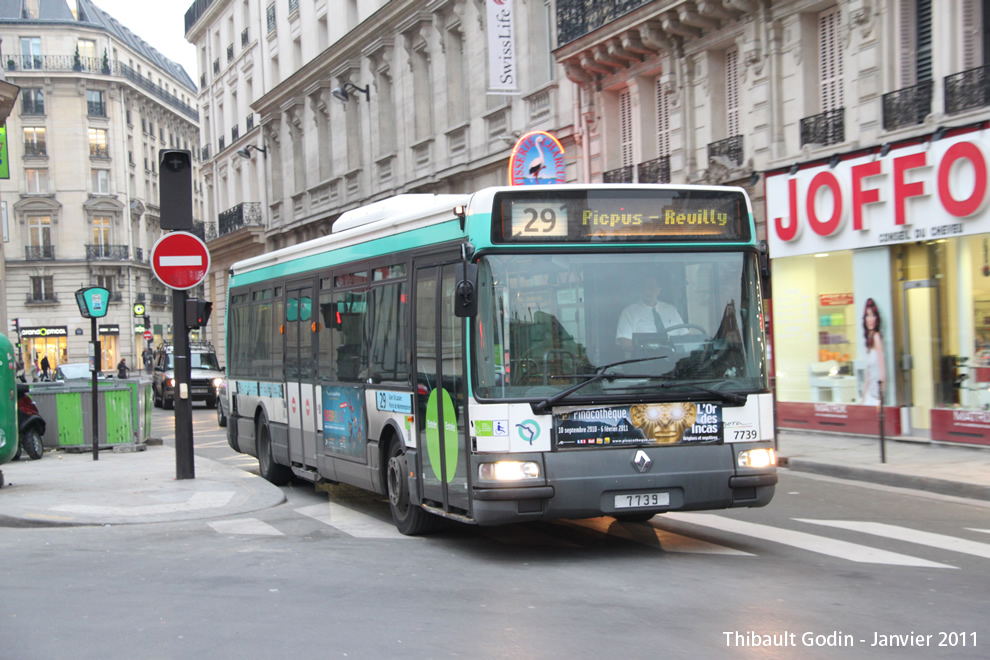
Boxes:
[224,185,777,534]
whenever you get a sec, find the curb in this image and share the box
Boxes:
[780,457,990,502]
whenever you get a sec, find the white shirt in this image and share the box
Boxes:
[615,301,687,342]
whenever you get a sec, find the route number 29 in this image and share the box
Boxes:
[512,205,567,237]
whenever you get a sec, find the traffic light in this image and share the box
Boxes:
[185,299,213,329]
[159,149,193,230]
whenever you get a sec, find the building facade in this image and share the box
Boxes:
[186,0,572,367]
[0,0,202,375]
[552,0,990,444]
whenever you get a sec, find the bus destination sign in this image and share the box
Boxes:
[493,189,749,243]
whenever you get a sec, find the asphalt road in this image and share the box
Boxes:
[0,405,986,659]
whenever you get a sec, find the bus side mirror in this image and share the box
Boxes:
[454,262,479,318]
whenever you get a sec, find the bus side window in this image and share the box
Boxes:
[333,289,369,382]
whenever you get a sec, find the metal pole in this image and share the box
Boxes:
[92,317,99,461]
[173,289,195,479]
[878,381,886,464]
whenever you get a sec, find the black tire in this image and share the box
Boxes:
[614,512,659,523]
[22,428,44,460]
[163,392,174,410]
[153,385,163,408]
[257,413,291,485]
[13,442,22,461]
[217,401,227,427]
[206,396,217,409]
[387,438,442,535]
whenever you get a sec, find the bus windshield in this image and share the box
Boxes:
[473,251,767,401]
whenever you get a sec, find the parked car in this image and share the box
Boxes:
[55,363,112,382]
[152,342,224,409]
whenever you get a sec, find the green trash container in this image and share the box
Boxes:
[0,334,19,473]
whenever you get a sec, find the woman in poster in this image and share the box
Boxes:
[861,298,886,406]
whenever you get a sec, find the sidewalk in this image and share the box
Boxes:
[1,431,988,528]
[775,429,990,501]
[0,444,285,527]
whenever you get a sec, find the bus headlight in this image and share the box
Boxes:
[479,461,541,481]
[737,448,776,469]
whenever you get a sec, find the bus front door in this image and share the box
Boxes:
[286,284,318,470]
[414,262,470,515]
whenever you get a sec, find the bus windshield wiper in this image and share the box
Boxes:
[648,379,748,405]
[531,355,668,415]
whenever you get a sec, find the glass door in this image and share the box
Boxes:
[901,280,944,432]
[286,284,317,468]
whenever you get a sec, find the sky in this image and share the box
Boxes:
[92,0,198,84]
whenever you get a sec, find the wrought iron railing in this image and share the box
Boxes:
[241,28,249,46]
[21,98,44,115]
[708,135,744,167]
[882,81,933,131]
[25,293,58,304]
[945,64,990,115]
[136,292,146,303]
[86,244,130,261]
[25,245,55,260]
[246,114,254,131]
[200,73,206,88]
[134,247,145,262]
[603,165,633,183]
[90,144,109,158]
[799,108,844,147]
[637,156,671,184]
[151,293,170,306]
[213,58,220,74]
[218,202,264,237]
[116,62,199,120]
[218,136,225,152]
[87,100,106,116]
[184,0,215,33]
[191,221,206,242]
[557,0,653,46]
[202,144,211,161]
[227,44,234,63]
[109,292,123,302]
[231,124,239,142]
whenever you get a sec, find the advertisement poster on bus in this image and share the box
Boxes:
[508,131,566,186]
[555,402,722,448]
[322,385,366,458]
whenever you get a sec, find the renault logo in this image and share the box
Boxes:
[633,450,652,473]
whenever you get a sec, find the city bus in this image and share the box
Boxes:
[224,184,777,534]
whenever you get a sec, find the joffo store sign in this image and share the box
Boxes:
[767,130,990,258]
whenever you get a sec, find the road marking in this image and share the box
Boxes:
[209,518,283,536]
[967,528,990,534]
[296,502,416,539]
[797,520,990,560]
[160,255,203,267]
[664,513,955,568]
[566,517,752,555]
[53,491,236,517]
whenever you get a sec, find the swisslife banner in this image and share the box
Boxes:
[487,0,517,93]
[766,130,990,258]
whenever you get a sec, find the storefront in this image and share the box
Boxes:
[21,326,68,377]
[766,125,990,446]
[99,324,120,372]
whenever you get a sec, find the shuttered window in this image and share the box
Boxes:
[656,76,670,157]
[818,6,844,112]
[961,0,985,70]
[726,47,740,136]
[916,0,933,81]
[619,90,633,167]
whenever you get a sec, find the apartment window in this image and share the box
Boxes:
[267,3,276,33]
[23,0,39,19]
[726,47,740,137]
[960,0,990,69]
[86,89,106,117]
[819,6,844,112]
[93,216,111,249]
[92,168,110,194]
[89,128,109,157]
[619,90,633,167]
[21,88,44,115]
[20,37,41,69]
[95,275,114,294]
[28,216,51,248]
[413,49,432,140]
[25,168,49,193]
[31,276,55,301]
[77,39,96,60]
[23,127,46,156]
[446,30,468,125]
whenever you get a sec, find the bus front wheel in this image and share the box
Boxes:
[257,413,291,486]
[387,439,441,536]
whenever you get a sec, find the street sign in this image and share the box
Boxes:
[150,232,211,290]
[133,303,146,316]
[143,330,153,341]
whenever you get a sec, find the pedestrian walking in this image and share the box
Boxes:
[117,358,130,379]
[40,355,50,381]
[143,347,154,374]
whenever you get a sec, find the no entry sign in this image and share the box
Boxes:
[151,231,211,290]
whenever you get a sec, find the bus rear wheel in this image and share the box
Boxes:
[257,413,291,486]
[387,439,441,536]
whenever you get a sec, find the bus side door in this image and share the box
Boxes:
[414,259,470,514]
[286,283,318,469]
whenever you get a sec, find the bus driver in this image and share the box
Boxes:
[616,275,688,355]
